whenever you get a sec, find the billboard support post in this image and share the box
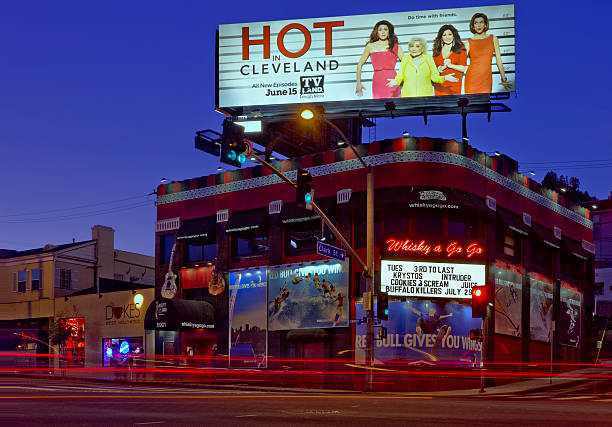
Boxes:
[365,166,375,392]
[308,115,375,391]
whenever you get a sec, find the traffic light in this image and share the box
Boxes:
[296,169,312,208]
[470,328,483,342]
[471,286,487,318]
[377,292,389,321]
[220,120,248,168]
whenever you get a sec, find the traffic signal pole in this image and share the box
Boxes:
[249,153,369,275]
[365,164,375,392]
[251,115,376,391]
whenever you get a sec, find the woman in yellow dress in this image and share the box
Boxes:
[386,37,457,97]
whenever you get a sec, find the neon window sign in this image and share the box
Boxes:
[383,237,485,262]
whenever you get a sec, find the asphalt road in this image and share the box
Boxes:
[1,376,612,426]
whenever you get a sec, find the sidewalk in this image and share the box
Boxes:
[6,364,610,397]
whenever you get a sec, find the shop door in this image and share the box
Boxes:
[297,342,326,388]
[163,341,175,362]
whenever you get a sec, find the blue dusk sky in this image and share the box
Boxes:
[1,1,610,256]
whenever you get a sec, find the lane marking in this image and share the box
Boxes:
[0,394,433,400]
[553,396,592,400]
[134,422,167,425]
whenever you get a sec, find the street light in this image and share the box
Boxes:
[300,109,315,120]
[299,107,375,391]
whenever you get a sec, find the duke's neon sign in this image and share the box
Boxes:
[385,238,484,259]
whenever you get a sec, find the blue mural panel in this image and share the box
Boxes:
[356,300,482,364]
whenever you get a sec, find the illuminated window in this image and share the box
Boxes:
[103,337,144,367]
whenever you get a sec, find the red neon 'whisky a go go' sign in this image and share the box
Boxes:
[383,237,486,262]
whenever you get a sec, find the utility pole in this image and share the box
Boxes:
[300,114,375,392]
[252,111,376,392]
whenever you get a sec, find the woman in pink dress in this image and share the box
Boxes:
[356,20,403,99]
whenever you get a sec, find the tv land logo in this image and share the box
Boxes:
[300,76,324,95]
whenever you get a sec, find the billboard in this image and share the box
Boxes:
[560,281,581,347]
[529,272,553,343]
[268,261,349,331]
[355,300,482,364]
[218,4,515,110]
[228,268,267,368]
[493,261,522,337]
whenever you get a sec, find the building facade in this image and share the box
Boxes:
[593,193,612,316]
[153,137,595,384]
[0,225,155,369]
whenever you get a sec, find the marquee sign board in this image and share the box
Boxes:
[380,260,485,299]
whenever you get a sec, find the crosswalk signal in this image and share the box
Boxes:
[471,286,487,318]
[296,169,312,208]
[377,292,389,321]
[378,326,387,340]
[220,120,248,168]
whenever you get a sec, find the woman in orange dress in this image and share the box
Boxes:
[432,25,467,96]
[464,13,512,94]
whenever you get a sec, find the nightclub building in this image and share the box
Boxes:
[151,136,595,385]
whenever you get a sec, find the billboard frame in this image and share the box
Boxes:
[215,5,514,121]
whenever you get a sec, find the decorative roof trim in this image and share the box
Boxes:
[157,151,592,229]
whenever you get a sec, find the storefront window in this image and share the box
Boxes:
[355,217,381,248]
[383,217,407,236]
[185,238,217,263]
[55,317,85,367]
[448,220,466,238]
[531,241,553,272]
[561,252,579,279]
[232,230,269,259]
[103,337,144,367]
[285,219,334,256]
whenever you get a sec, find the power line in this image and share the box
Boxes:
[0,194,153,219]
[0,201,153,224]
[521,159,612,165]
